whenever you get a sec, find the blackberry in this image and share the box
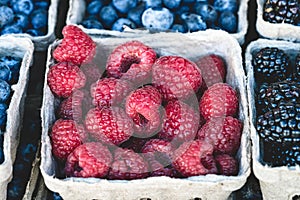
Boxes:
[256,80,300,114]
[263,141,300,167]
[263,0,299,25]
[252,47,290,84]
[256,102,300,143]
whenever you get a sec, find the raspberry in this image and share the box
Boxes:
[199,83,238,120]
[106,40,157,85]
[197,116,242,155]
[215,154,238,176]
[84,107,133,145]
[65,142,112,178]
[53,25,96,65]
[91,77,133,108]
[56,90,84,122]
[80,63,103,87]
[195,54,226,89]
[49,119,87,160]
[108,148,149,180]
[47,62,86,98]
[125,85,163,137]
[152,55,202,101]
[172,140,218,177]
[158,100,200,144]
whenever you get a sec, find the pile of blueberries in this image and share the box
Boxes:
[0,55,22,166]
[0,0,49,36]
[81,0,239,33]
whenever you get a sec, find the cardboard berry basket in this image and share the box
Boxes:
[66,0,249,45]
[0,36,34,200]
[256,0,300,42]
[245,38,300,200]
[1,0,59,51]
[40,29,250,200]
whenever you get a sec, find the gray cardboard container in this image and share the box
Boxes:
[246,38,300,200]
[256,0,300,42]
[40,30,250,200]
[3,0,59,51]
[0,36,34,200]
[66,0,249,44]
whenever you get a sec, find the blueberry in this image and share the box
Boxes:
[112,18,136,31]
[112,0,137,14]
[0,79,10,103]
[171,23,187,33]
[30,9,48,29]
[181,0,196,4]
[14,14,29,29]
[0,64,11,82]
[0,6,14,28]
[87,0,104,15]
[213,0,238,13]
[26,28,44,36]
[144,0,162,8]
[218,11,237,33]
[34,1,49,9]
[174,5,191,20]
[128,3,145,27]
[181,13,207,32]
[0,56,21,84]
[141,7,174,31]
[82,18,103,29]
[52,192,63,200]
[1,24,23,35]
[99,5,118,28]
[194,3,218,24]
[12,0,34,15]
[0,103,7,127]
[0,0,9,5]
[163,0,181,10]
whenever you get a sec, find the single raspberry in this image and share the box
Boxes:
[49,119,87,160]
[125,85,163,137]
[172,140,218,177]
[197,116,242,155]
[106,40,157,85]
[65,142,112,178]
[195,54,226,89]
[53,25,96,65]
[119,136,148,153]
[84,107,133,145]
[199,83,238,120]
[215,154,238,176]
[108,148,149,180]
[91,77,133,108]
[56,90,84,122]
[152,55,202,101]
[80,63,103,87]
[47,62,86,98]
[158,100,200,145]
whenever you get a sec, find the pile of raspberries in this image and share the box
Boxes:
[47,25,243,180]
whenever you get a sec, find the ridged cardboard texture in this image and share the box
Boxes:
[0,36,34,200]
[256,0,300,42]
[66,0,249,44]
[40,30,250,200]
[2,0,59,51]
[246,39,300,200]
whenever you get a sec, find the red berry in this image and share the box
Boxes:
[47,62,86,98]
[108,148,149,180]
[158,100,200,144]
[172,140,218,177]
[196,54,226,89]
[84,107,133,145]
[197,116,242,155]
[65,142,112,178]
[53,25,96,65]
[215,154,238,176]
[199,83,238,120]
[106,40,157,85]
[91,77,133,108]
[125,85,162,137]
[152,55,202,101]
[56,90,84,122]
[50,119,87,160]
[80,63,103,87]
